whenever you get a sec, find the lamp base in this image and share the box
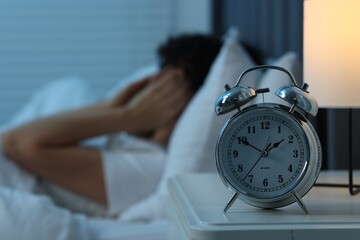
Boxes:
[315,169,360,195]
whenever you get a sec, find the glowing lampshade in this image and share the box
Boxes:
[304,0,360,107]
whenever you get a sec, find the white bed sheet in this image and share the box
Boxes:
[88,219,167,240]
[0,183,167,240]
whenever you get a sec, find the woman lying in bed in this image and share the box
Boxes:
[0,34,221,217]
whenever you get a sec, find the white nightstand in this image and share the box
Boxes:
[168,171,360,240]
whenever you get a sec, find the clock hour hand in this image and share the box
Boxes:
[266,138,285,153]
[241,138,262,153]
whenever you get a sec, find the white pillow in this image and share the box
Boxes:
[252,51,302,105]
[119,29,260,221]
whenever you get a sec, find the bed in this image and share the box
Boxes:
[0,1,306,240]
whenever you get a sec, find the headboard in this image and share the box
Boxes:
[212,0,303,64]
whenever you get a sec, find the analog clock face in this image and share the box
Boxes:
[217,106,310,200]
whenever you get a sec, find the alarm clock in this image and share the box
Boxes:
[215,65,322,214]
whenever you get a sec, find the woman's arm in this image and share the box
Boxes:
[0,83,149,204]
[1,68,189,204]
[2,78,149,149]
[2,68,187,154]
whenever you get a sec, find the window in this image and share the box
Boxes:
[0,0,211,124]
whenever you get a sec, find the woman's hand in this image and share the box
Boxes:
[108,77,151,108]
[124,68,192,132]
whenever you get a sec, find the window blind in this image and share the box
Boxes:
[0,0,175,124]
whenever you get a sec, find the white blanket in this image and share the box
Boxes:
[0,186,90,240]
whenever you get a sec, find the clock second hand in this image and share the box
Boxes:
[243,142,272,180]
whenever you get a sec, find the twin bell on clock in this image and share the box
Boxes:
[214,65,322,214]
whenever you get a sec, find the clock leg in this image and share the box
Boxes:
[223,192,239,213]
[291,191,309,214]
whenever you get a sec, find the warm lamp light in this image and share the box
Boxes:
[304,0,360,194]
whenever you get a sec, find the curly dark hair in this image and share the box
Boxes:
[157,34,222,92]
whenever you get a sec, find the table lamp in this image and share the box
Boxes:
[304,0,360,194]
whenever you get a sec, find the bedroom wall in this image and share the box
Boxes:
[0,0,211,124]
